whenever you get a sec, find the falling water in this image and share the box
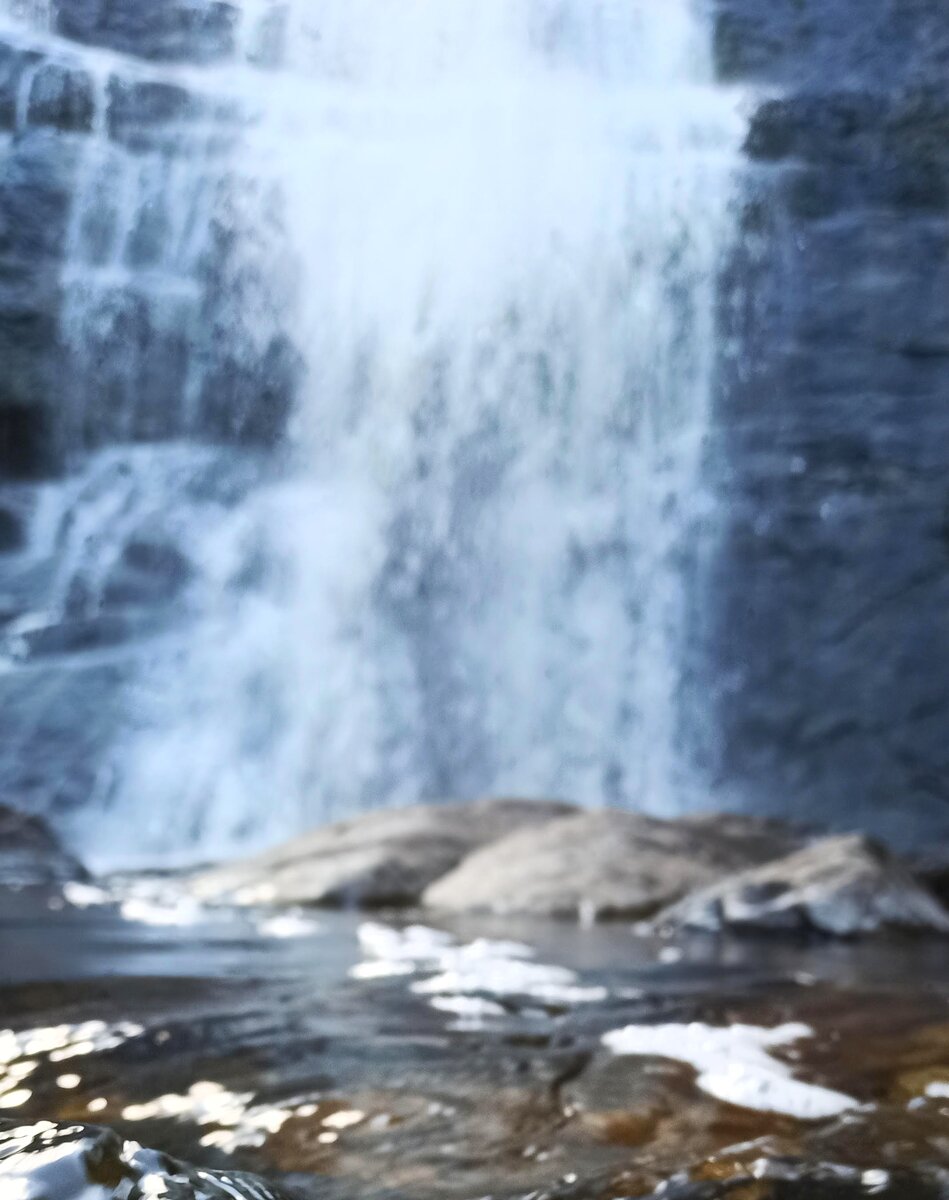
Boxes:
[0,1,745,865]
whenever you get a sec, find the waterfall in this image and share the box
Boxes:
[0,0,745,866]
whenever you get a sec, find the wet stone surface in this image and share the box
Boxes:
[0,883,948,1199]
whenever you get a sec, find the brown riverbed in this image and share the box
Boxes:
[1,884,949,1198]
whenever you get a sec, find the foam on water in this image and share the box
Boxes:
[603,1021,859,1120]
[354,921,608,1015]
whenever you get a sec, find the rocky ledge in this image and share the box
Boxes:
[187,801,949,938]
[190,798,575,908]
[0,802,87,887]
[422,809,801,920]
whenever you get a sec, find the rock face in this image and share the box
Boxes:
[0,4,296,472]
[704,0,949,847]
[1,0,949,852]
[191,798,576,908]
[655,834,949,936]
[423,810,801,920]
[0,802,87,886]
[53,0,239,64]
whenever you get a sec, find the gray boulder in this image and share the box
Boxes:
[0,803,88,887]
[423,810,800,920]
[655,834,949,936]
[190,798,576,908]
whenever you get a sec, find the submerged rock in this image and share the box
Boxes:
[191,798,575,908]
[423,810,800,920]
[655,834,949,937]
[0,803,87,887]
[0,1120,295,1200]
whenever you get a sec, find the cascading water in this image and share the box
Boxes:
[0,0,745,866]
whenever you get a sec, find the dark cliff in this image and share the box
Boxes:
[708,0,949,845]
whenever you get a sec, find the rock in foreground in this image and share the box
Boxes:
[191,798,575,907]
[655,834,949,936]
[0,1120,294,1200]
[0,803,88,887]
[423,810,801,919]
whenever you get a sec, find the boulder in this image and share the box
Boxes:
[190,798,576,908]
[654,834,949,937]
[422,810,801,920]
[0,803,88,887]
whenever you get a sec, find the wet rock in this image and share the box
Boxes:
[0,254,62,447]
[744,89,949,212]
[0,404,55,480]
[643,1157,949,1199]
[200,335,302,447]
[714,0,949,89]
[191,798,576,908]
[106,77,204,149]
[655,835,949,937]
[0,42,40,130]
[0,1120,295,1200]
[102,539,192,607]
[0,656,128,820]
[54,0,238,65]
[423,811,801,920]
[66,285,193,446]
[0,505,23,552]
[711,0,949,849]
[0,802,87,886]
[0,130,79,264]
[27,62,97,133]
[3,613,147,660]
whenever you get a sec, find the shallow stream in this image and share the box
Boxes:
[2,884,949,1198]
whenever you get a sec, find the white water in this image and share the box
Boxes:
[1,1,745,864]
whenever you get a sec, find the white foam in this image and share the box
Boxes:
[413,960,607,1005]
[428,996,506,1019]
[62,882,112,909]
[355,922,607,1011]
[119,897,206,927]
[0,1022,142,1067]
[255,912,322,938]
[357,922,458,961]
[603,1022,857,1121]
[123,1082,319,1153]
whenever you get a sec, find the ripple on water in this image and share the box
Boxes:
[0,1023,144,1113]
